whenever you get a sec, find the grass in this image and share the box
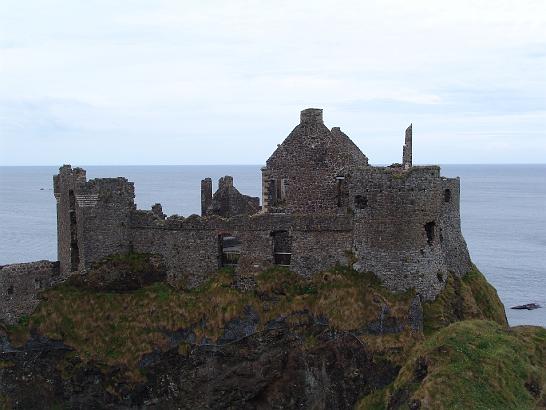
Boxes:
[6,266,421,381]
[4,261,514,398]
[422,266,507,335]
[361,320,546,410]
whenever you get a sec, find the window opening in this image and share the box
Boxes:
[219,233,241,267]
[271,230,292,266]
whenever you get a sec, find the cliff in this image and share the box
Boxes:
[2,254,539,410]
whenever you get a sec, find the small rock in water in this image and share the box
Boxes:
[510,303,541,310]
[40,188,44,190]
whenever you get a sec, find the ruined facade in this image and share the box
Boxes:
[47,108,471,300]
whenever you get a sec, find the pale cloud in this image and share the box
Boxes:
[0,0,545,165]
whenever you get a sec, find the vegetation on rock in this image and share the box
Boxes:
[358,320,546,409]
[1,253,540,409]
[422,266,508,335]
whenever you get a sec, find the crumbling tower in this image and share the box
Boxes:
[403,124,412,169]
[53,165,135,275]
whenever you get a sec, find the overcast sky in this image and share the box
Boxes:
[1,0,545,165]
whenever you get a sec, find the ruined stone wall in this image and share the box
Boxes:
[128,211,354,286]
[204,176,260,218]
[51,155,471,301]
[262,109,368,214]
[0,261,60,325]
[77,178,135,268]
[130,212,219,287]
[53,165,87,275]
[346,166,471,300]
[200,178,212,216]
[402,124,412,169]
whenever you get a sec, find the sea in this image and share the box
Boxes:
[0,164,544,328]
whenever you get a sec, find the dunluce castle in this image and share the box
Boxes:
[1,108,471,324]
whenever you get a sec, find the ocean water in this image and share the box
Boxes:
[0,164,544,328]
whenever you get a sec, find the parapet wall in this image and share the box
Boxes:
[0,261,60,325]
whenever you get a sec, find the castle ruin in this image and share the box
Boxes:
[52,108,471,298]
[1,108,472,323]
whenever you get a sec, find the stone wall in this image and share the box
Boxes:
[77,178,135,268]
[129,211,354,286]
[262,108,369,214]
[0,261,60,325]
[130,212,219,287]
[54,165,136,275]
[50,109,473,302]
[204,176,260,218]
[346,166,472,300]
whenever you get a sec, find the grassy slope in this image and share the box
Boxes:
[4,256,523,408]
[422,266,508,335]
[6,266,420,381]
[358,321,546,410]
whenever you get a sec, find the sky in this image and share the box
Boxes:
[1,0,545,165]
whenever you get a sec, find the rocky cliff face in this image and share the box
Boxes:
[0,254,528,410]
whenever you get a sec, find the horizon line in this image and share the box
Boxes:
[1,163,546,167]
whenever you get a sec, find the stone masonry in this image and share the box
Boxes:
[0,108,473,324]
[0,261,60,325]
[49,108,471,299]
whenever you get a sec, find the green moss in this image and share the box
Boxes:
[462,268,507,325]
[94,252,152,273]
[0,360,15,369]
[423,266,507,335]
[364,320,546,410]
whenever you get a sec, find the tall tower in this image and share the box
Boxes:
[403,124,412,169]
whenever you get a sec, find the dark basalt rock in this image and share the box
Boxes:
[0,313,400,409]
